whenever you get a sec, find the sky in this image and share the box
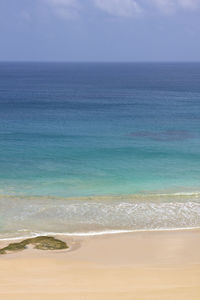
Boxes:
[0,0,200,62]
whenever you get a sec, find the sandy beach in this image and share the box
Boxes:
[0,230,200,299]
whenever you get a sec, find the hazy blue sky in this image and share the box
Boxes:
[1,0,200,61]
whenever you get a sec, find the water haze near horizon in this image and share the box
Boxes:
[0,62,200,239]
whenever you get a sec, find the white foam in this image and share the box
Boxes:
[0,227,200,241]
[157,192,200,196]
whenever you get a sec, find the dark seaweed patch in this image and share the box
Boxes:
[0,236,68,254]
[129,130,194,141]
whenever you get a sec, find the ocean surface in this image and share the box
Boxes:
[0,62,200,239]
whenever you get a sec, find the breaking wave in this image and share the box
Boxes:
[0,192,200,239]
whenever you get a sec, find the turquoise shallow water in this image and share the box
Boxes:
[0,62,200,238]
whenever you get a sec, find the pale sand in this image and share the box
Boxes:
[0,230,200,299]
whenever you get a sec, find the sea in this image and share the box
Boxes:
[0,62,200,239]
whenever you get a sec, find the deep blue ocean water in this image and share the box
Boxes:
[0,62,200,238]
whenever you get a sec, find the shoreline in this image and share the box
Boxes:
[1,230,200,299]
[1,226,200,242]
